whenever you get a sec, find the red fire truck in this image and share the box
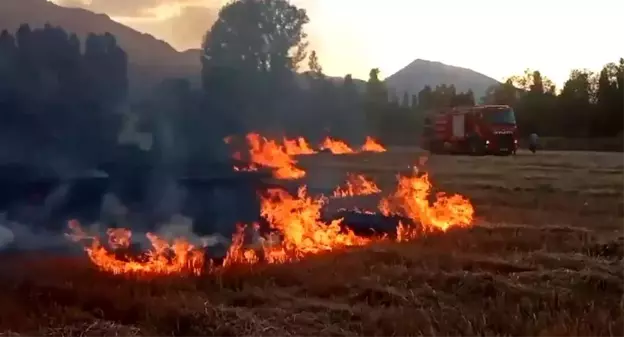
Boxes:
[422,105,519,156]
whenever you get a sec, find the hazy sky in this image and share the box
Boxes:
[51,0,623,87]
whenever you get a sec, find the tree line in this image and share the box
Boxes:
[0,23,127,168]
[0,0,621,172]
[482,67,623,137]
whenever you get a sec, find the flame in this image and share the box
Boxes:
[319,137,355,154]
[66,220,205,276]
[283,137,317,155]
[332,173,381,198]
[222,224,260,267]
[361,136,386,152]
[258,187,370,262]
[67,162,475,275]
[245,133,306,180]
[379,173,474,240]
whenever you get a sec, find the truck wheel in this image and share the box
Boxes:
[469,137,485,156]
[429,141,444,155]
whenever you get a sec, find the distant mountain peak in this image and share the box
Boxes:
[384,58,499,99]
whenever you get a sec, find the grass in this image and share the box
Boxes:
[1,149,623,336]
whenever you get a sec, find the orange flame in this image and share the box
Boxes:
[361,136,386,152]
[245,133,306,180]
[66,220,205,276]
[222,224,261,267]
[319,137,355,154]
[283,137,317,155]
[379,173,474,240]
[258,187,370,261]
[332,173,381,198]
[67,164,475,275]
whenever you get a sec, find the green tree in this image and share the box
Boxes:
[558,69,593,137]
[512,69,557,135]
[417,85,433,111]
[481,79,519,105]
[364,68,388,137]
[201,0,310,134]
[307,50,323,80]
[410,94,417,109]
[401,91,410,108]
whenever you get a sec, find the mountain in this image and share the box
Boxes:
[0,0,202,99]
[384,59,500,100]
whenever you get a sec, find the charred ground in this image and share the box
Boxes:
[0,149,622,336]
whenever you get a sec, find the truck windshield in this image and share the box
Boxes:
[483,108,516,125]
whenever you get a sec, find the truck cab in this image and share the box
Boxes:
[473,105,519,155]
[422,104,519,156]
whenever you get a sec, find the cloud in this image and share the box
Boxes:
[54,0,220,51]
[56,0,217,17]
[53,0,320,54]
[117,5,218,51]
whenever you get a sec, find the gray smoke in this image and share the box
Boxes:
[0,223,14,249]
[0,213,83,251]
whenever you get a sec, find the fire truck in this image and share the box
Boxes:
[422,105,519,156]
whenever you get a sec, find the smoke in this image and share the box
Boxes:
[154,214,229,248]
[99,193,129,225]
[117,111,153,151]
[0,224,14,249]
[0,213,79,251]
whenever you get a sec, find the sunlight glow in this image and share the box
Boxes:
[48,0,624,87]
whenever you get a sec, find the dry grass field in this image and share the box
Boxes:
[0,148,622,336]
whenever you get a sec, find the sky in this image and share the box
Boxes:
[50,0,623,87]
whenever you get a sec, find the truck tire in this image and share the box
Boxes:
[428,141,444,154]
[468,136,486,156]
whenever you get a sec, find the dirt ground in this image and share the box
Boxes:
[0,149,622,336]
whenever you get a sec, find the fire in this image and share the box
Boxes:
[222,224,260,267]
[66,220,205,276]
[361,136,386,153]
[319,137,355,154]
[283,137,317,155]
[67,160,475,276]
[379,173,474,240]
[244,133,306,180]
[332,173,381,197]
[259,187,370,261]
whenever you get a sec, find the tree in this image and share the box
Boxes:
[0,25,128,167]
[482,79,519,105]
[401,91,410,108]
[410,94,417,109]
[364,68,388,136]
[558,69,593,137]
[417,85,433,111]
[201,0,310,135]
[307,50,323,79]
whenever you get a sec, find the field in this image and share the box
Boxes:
[0,149,623,336]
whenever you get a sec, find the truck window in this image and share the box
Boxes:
[483,108,516,125]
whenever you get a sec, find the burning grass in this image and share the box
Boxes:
[1,224,622,336]
[64,171,474,276]
[0,148,622,336]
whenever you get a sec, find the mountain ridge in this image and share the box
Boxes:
[0,0,201,98]
[384,58,500,100]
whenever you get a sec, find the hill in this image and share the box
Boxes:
[0,0,202,99]
[385,59,500,100]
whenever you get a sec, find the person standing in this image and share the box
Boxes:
[529,132,539,153]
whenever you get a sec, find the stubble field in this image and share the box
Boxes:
[0,148,622,336]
